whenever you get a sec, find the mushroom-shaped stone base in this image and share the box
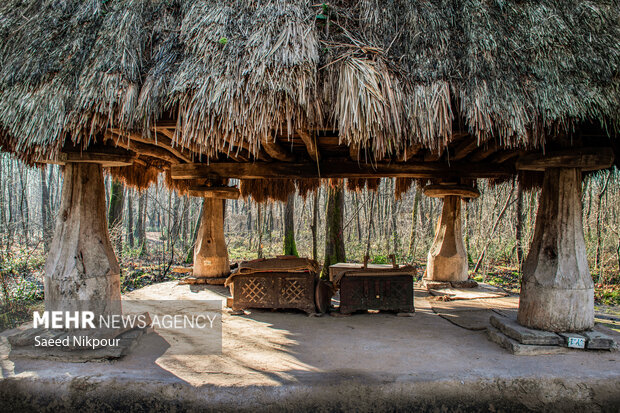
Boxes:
[193,198,230,284]
[426,195,468,282]
[517,168,594,332]
[44,163,121,318]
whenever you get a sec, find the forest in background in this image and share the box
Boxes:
[0,153,619,320]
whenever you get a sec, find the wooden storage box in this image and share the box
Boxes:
[225,257,319,314]
[330,263,415,315]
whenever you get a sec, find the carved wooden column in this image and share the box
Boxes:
[424,183,479,283]
[45,163,121,318]
[516,148,614,332]
[189,184,239,285]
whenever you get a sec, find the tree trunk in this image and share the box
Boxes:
[354,193,362,243]
[517,168,594,332]
[40,167,52,252]
[391,179,399,254]
[135,191,147,257]
[323,182,346,276]
[408,188,421,257]
[283,193,298,256]
[595,170,612,275]
[426,196,468,282]
[126,190,134,248]
[311,189,319,261]
[44,163,121,318]
[515,180,524,272]
[19,168,29,245]
[257,203,264,258]
[107,178,125,253]
[193,198,230,283]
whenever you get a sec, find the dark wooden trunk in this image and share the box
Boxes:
[339,275,413,315]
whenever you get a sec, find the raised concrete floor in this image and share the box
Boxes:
[1,282,619,412]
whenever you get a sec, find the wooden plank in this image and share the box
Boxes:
[187,186,240,200]
[516,147,615,171]
[171,160,512,180]
[297,129,320,161]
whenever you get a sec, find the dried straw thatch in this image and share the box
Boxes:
[0,1,618,173]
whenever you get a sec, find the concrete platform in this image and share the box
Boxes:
[1,282,619,412]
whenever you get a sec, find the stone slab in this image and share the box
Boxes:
[582,330,617,350]
[486,327,569,356]
[490,315,562,346]
[436,309,491,331]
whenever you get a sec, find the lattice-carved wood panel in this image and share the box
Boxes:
[231,272,317,314]
[240,278,268,303]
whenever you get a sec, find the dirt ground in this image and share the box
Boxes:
[1,282,619,412]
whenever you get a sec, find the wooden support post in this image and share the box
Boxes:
[426,195,469,282]
[193,198,230,284]
[423,184,479,282]
[517,168,594,332]
[44,163,121,318]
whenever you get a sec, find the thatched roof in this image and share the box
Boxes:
[0,0,618,190]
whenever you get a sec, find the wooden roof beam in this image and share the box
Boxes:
[110,134,183,165]
[397,144,423,162]
[112,128,193,163]
[451,138,479,161]
[468,141,499,162]
[423,148,444,162]
[171,160,512,180]
[261,136,296,162]
[297,129,320,162]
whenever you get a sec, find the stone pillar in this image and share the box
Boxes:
[426,195,468,282]
[517,168,594,332]
[44,163,121,318]
[193,198,230,284]
[423,184,479,283]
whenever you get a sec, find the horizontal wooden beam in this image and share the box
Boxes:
[171,160,513,180]
[38,152,136,167]
[423,184,480,199]
[186,186,240,199]
[516,147,615,172]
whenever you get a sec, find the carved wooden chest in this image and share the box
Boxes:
[225,257,319,314]
[330,262,415,315]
